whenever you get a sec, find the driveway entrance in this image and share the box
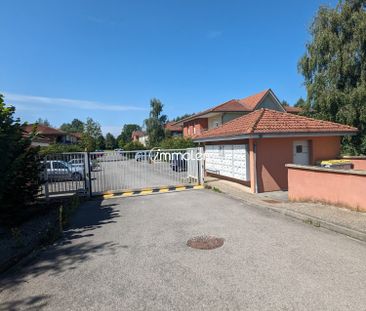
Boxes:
[41,148,204,198]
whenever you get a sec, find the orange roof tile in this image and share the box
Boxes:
[238,89,270,110]
[194,109,357,140]
[23,124,65,135]
[284,106,302,114]
[131,130,146,138]
[165,121,183,132]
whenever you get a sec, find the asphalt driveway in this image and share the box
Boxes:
[1,190,366,310]
[91,159,190,193]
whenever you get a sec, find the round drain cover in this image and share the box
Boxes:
[187,235,224,250]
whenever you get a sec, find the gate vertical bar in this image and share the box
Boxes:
[84,152,92,198]
[198,147,204,185]
[44,154,49,200]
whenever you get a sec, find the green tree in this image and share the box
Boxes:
[60,118,84,133]
[105,133,117,150]
[281,100,289,107]
[298,0,366,154]
[144,98,167,147]
[294,97,307,108]
[0,94,41,225]
[81,118,102,151]
[36,118,51,127]
[96,135,106,150]
[117,124,141,147]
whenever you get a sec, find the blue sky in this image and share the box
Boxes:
[0,0,338,135]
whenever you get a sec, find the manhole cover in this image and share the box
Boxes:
[187,235,224,250]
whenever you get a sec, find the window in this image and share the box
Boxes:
[296,145,303,153]
[46,162,51,169]
[53,162,67,169]
[71,159,83,164]
[193,126,196,134]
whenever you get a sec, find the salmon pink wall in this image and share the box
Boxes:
[311,136,341,163]
[183,119,208,137]
[342,157,366,170]
[287,165,366,211]
[255,136,341,192]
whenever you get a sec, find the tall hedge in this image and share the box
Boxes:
[0,94,41,225]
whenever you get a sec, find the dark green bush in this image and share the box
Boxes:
[159,137,196,149]
[39,143,83,156]
[0,94,42,226]
[124,141,146,151]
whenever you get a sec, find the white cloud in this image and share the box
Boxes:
[3,93,146,112]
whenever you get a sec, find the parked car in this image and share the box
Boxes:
[135,151,149,161]
[41,160,84,181]
[69,158,100,171]
[170,153,187,172]
[68,158,84,169]
[114,148,124,154]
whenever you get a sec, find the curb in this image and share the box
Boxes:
[267,204,366,243]
[102,185,204,199]
[210,189,366,243]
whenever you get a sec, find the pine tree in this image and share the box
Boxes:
[144,98,167,148]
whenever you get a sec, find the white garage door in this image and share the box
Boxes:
[205,144,250,181]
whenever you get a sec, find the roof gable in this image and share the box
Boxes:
[173,89,277,125]
[254,90,286,112]
[238,89,270,110]
[194,109,358,141]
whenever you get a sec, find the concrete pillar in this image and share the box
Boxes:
[249,139,257,193]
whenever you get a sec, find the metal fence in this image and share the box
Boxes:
[39,148,204,198]
[40,152,88,198]
[89,148,204,195]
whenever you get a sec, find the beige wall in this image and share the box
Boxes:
[287,166,366,211]
[207,116,222,130]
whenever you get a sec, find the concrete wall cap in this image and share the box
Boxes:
[286,164,366,176]
[342,155,366,159]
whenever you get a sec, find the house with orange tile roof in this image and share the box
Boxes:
[174,89,298,137]
[193,109,357,193]
[23,124,81,146]
[164,121,183,137]
[131,130,148,146]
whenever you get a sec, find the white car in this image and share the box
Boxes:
[42,160,84,181]
[68,158,84,169]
